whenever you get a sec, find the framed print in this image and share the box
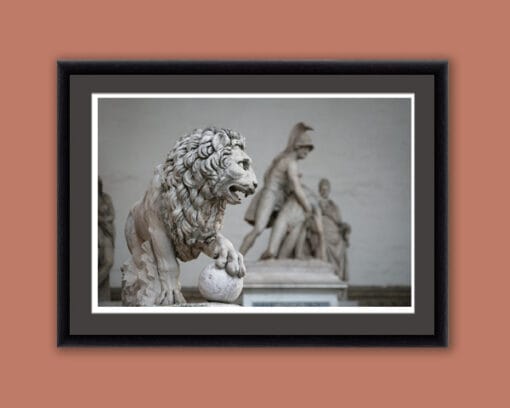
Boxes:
[58,60,448,346]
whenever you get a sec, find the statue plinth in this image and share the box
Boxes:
[242,259,355,307]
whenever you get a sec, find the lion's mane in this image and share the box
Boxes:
[158,127,246,261]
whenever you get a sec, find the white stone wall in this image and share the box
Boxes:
[98,97,411,288]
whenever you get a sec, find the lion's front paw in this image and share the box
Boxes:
[158,289,187,305]
[215,242,246,278]
[226,251,246,278]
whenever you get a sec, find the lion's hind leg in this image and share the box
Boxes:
[121,241,162,306]
[121,212,162,306]
[148,223,187,305]
[125,211,145,269]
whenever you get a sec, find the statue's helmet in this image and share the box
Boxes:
[294,130,314,150]
[286,122,314,152]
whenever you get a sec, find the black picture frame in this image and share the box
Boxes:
[58,60,448,347]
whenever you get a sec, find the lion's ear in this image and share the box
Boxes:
[212,132,227,152]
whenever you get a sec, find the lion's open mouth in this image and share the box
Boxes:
[228,184,253,204]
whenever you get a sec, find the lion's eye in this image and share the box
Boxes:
[238,160,249,170]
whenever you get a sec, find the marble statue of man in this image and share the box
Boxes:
[266,182,327,261]
[240,122,315,255]
[98,177,115,301]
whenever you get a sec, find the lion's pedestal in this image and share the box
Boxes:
[242,259,356,307]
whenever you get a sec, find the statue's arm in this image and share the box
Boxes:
[203,233,246,278]
[330,201,342,224]
[287,161,312,213]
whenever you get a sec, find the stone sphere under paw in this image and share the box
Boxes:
[198,263,244,303]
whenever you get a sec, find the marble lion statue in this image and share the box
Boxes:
[121,127,257,306]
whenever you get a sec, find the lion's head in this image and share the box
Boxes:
[159,127,257,261]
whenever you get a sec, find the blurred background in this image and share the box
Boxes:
[98,97,412,305]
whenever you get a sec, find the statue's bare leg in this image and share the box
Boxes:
[276,224,303,259]
[240,191,276,255]
[264,200,305,259]
[263,208,292,258]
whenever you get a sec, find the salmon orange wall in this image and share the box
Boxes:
[1,1,507,407]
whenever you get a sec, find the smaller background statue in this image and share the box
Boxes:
[314,178,350,281]
[98,177,115,301]
[274,178,351,281]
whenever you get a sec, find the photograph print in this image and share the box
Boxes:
[95,94,413,312]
